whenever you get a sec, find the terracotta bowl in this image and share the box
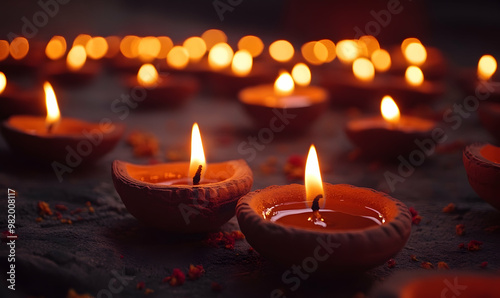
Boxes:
[112,159,253,233]
[478,101,500,141]
[236,183,411,273]
[43,60,101,86]
[463,143,500,210]
[385,76,446,109]
[0,84,45,120]
[1,115,124,164]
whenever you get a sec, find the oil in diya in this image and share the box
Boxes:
[112,123,253,233]
[237,145,411,273]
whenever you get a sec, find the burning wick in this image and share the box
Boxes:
[47,122,56,134]
[193,165,202,185]
[308,194,324,225]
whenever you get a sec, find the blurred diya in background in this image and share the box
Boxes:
[238,67,329,133]
[463,143,500,211]
[1,81,124,164]
[112,123,253,233]
[0,72,45,120]
[345,95,438,159]
[459,54,500,102]
[124,63,199,108]
[0,37,45,76]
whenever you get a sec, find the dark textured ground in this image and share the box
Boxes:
[0,64,499,298]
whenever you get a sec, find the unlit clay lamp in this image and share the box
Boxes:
[237,145,411,273]
[238,70,328,133]
[1,82,124,163]
[463,143,500,210]
[124,63,199,108]
[112,123,253,233]
[0,72,45,120]
[478,101,500,141]
[345,95,436,158]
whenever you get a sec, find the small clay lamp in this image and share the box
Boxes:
[478,101,500,141]
[345,95,436,158]
[238,69,329,133]
[0,72,45,120]
[43,45,101,86]
[463,143,500,210]
[463,55,500,102]
[1,82,124,163]
[237,145,411,273]
[124,63,199,108]
[0,37,43,76]
[112,123,253,233]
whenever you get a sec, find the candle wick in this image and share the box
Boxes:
[193,165,202,185]
[311,194,323,220]
[47,122,55,134]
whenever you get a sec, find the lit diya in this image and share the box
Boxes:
[124,63,199,108]
[237,145,411,273]
[460,54,500,103]
[345,95,437,158]
[112,123,253,233]
[478,101,500,141]
[463,143,500,211]
[238,68,329,133]
[1,82,124,163]
[0,72,45,120]
[0,37,43,76]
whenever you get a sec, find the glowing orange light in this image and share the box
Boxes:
[104,36,121,58]
[9,37,29,60]
[73,34,92,47]
[404,42,427,66]
[208,42,234,70]
[166,46,189,70]
[137,64,159,88]
[401,38,421,53]
[352,57,375,82]
[405,66,424,86]
[156,36,173,59]
[371,49,391,72]
[138,36,161,62]
[291,63,311,87]
[477,55,497,81]
[120,35,141,59]
[0,40,9,61]
[237,35,264,58]
[201,29,227,50]
[318,39,336,62]
[336,40,359,64]
[183,37,207,62]
[380,95,400,125]
[269,40,294,63]
[45,36,67,60]
[305,145,324,206]
[358,35,380,56]
[44,81,61,130]
[66,45,87,71]
[189,123,206,181]
[231,50,253,76]
[274,72,294,96]
[0,72,6,94]
[86,37,108,60]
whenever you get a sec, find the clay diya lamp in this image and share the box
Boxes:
[43,45,101,87]
[0,72,45,120]
[345,95,436,159]
[237,145,411,273]
[478,101,500,141]
[112,123,253,233]
[0,38,44,76]
[463,143,500,210]
[124,63,199,108]
[371,271,500,298]
[1,82,124,164]
[459,55,500,103]
[238,71,329,133]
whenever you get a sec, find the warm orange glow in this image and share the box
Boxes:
[104,36,121,58]
[359,35,380,56]
[73,34,92,47]
[0,40,9,61]
[301,41,321,65]
[305,145,324,206]
[120,35,141,59]
[231,50,253,76]
[336,40,359,64]
[269,40,294,63]
[313,42,328,63]
[237,35,264,58]
[291,63,311,87]
[274,72,294,96]
[405,66,424,86]
[404,42,427,65]
[477,54,497,80]
[137,64,159,88]
[156,36,173,59]
[352,57,375,82]
[86,37,108,60]
[44,81,61,130]
[381,95,400,125]
[183,37,207,62]
[138,36,161,62]
[66,45,87,71]
[9,37,29,60]
[189,123,206,180]
[371,49,391,72]
[166,46,189,70]
[0,72,6,94]
[208,42,234,70]
[318,39,336,62]
[401,38,421,53]
[201,29,227,50]
[45,36,67,60]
